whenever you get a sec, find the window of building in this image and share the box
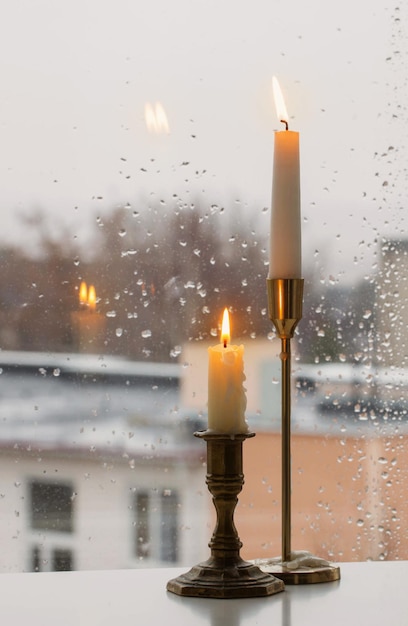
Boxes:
[52,548,74,572]
[135,491,150,560]
[29,481,74,533]
[31,545,74,573]
[133,488,180,564]
[160,490,180,563]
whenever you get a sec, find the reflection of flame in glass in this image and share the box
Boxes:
[79,282,97,311]
[221,307,230,347]
[272,76,289,125]
[79,281,88,305]
[88,285,96,312]
[144,102,170,134]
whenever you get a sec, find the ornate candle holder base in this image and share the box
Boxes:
[254,551,340,585]
[167,431,284,598]
[167,555,285,598]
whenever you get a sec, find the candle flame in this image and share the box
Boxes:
[272,76,289,128]
[144,102,170,134]
[221,308,230,347]
[79,281,88,306]
[88,285,97,312]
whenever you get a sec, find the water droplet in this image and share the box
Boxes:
[170,345,181,358]
[115,328,123,338]
[53,368,61,377]
[141,329,152,339]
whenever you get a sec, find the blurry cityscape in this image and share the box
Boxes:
[1,203,408,572]
[0,202,378,364]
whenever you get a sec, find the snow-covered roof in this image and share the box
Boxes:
[0,351,204,461]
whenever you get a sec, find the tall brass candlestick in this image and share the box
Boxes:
[256,278,340,584]
[269,278,303,564]
[167,431,284,598]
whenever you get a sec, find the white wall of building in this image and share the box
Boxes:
[0,448,210,573]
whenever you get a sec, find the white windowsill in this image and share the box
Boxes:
[0,561,405,625]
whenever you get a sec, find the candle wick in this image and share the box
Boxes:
[223,339,227,348]
[280,119,289,131]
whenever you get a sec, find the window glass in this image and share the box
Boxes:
[0,0,406,572]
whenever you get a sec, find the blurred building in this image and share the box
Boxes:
[181,339,408,563]
[0,352,209,572]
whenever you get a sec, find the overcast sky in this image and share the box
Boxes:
[0,0,406,281]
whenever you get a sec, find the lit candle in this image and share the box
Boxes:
[207,308,248,434]
[268,77,302,279]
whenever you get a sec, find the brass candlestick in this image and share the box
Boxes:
[167,431,284,598]
[255,278,340,584]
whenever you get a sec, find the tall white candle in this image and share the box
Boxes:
[268,77,302,279]
[207,308,248,434]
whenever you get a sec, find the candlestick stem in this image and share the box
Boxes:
[255,278,340,584]
[281,335,292,562]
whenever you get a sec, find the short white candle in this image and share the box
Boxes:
[268,77,302,279]
[207,308,248,434]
